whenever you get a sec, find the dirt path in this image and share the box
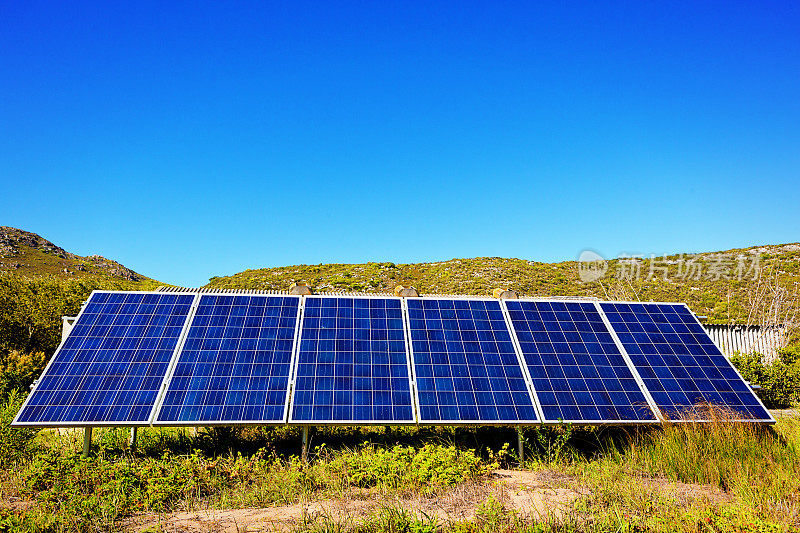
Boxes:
[121,468,731,532]
[126,469,586,532]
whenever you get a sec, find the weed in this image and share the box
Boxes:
[526,424,575,465]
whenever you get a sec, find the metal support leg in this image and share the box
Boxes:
[517,427,524,464]
[82,427,92,457]
[301,426,309,463]
[129,427,138,450]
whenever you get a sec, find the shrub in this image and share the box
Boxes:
[0,389,37,466]
[527,424,575,464]
[320,444,492,491]
[731,346,800,408]
[0,350,47,396]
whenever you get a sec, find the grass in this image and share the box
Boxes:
[570,415,800,531]
[0,399,799,532]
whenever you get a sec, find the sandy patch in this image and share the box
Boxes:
[125,469,586,532]
[122,469,730,532]
[0,496,35,512]
[636,474,730,506]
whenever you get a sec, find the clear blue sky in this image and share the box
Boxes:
[2,1,798,286]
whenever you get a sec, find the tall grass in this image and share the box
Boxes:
[582,410,800,529]
[609,414,799,490]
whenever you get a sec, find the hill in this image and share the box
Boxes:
[0,227,160,360]
[206,243,800,325]
[0,226,156,285]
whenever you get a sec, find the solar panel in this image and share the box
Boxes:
[504,300,657,423]
[289,296,414,423]
[407,298,539,423]
[155,294,301,424]
[13,291,195,426]
[600,302,773,422]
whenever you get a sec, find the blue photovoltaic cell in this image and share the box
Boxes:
[290,297,414,422]
[601,302,772,421]
[156,295,300,423]
[505,300,657,422]
[15,292,194,425]
[408,299,538,423]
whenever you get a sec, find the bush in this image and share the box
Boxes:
[731,346,800,408]
[0,350,47,396]
[13,441,493,531]
[318,444,492,492]
[0,390,37,466]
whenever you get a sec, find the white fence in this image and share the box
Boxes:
[704,324,786,361]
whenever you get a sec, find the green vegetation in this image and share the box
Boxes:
[206,243,800,324]
[571,415,800,532]
[731,346,800,408]
[0,408,499,531]
[0,402,798,531]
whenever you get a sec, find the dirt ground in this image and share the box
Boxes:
[124,469,728,532]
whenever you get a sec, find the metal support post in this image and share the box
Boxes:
[301,426,309,463]
[82,427,92,457]
[129,427,138,450]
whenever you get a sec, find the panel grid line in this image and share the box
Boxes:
[500,300,546,422]
[148,293,201,424]
[400,298,419,423]
[154,294,301,425]
[592,301,663,421]
[289,296,415,424]
[281,296,305,423]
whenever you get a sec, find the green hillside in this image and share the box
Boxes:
[0,226,158,286]
[207,243,800,325]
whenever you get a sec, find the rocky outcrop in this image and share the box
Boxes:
[0,227,75,259]
[86,255,142,281]
[0,226,145,282]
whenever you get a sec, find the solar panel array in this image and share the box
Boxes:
[15,292,194,425]
[600,302,771,421]
[290,296,414,423]
[14,291,775,427]
[407,298,538,423]
[505,300,657,423]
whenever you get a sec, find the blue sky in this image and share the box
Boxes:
[2,1,798,286]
